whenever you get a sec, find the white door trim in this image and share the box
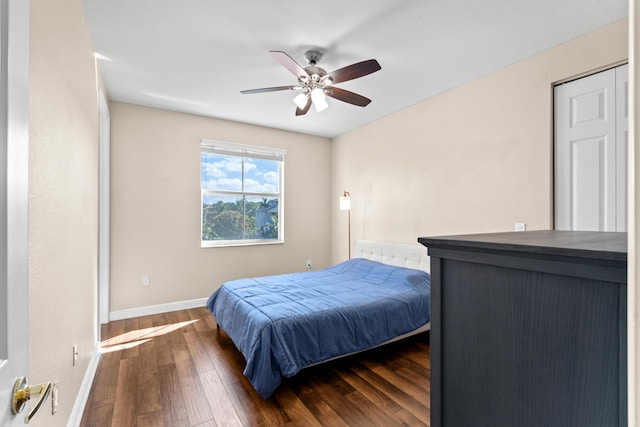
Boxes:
[628,1,639,424]
[98,89,110,326]
[616,64,629,231]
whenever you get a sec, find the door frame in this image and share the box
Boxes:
[98,89,110,327]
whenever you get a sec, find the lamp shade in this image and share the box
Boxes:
[339,191,351,211]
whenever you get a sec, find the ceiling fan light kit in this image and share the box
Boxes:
[310,88,328,112]
[292,92,308,109]
[240,49,381,116]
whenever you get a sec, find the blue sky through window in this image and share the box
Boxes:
[201,153,279,194]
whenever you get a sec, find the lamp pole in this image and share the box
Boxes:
[340,191,351,259]
[347,207,351,259]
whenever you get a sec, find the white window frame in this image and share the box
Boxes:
[200,139,286,247]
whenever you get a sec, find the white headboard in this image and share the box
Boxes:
[355,240,430,273]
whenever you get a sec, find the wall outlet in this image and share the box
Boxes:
[515,223,526,232]
[141,275,150,287]
[72,343,78,366]
[306,259,312,269]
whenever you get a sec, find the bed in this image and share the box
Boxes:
[206,240,431,398]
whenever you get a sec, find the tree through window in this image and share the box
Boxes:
[201,140,285,246]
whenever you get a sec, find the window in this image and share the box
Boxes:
[200,139,285,247]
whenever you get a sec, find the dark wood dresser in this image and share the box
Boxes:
[418,230,627,427]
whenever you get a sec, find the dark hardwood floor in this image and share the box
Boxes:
[80,306,430,426]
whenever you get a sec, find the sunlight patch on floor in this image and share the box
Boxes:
[101,319,199,353]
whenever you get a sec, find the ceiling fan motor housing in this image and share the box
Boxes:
[303,66,327,82]
[301,51,329,88]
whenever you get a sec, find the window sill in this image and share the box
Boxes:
[201,239,284,248]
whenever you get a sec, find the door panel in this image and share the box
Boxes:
[570,87,607,128]
[570,136,609,231]
[0,0,30,426]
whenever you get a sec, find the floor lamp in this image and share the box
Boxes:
[339,191,351,259]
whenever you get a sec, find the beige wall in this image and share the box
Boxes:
[331,19,629,263]
[110,102,331,312]
[29,0,100,425]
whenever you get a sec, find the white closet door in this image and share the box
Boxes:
[555,68,617,231]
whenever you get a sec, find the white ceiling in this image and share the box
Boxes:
[82,0,628,139]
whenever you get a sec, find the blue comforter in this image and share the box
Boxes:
[206,258,430,398]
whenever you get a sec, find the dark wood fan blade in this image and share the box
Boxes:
[295,96,312,116]
[324,59,381,84]
[324,87,371,107]
[240,85,297,94]
[270,51,309,80]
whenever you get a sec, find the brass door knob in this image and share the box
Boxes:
[12,377,51,424]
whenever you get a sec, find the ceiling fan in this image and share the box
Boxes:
[240,50,381,116]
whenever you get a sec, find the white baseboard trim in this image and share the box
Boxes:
[67,342,101,427]
[109,297,209,321]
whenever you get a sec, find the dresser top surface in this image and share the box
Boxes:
[418,230,627,262]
